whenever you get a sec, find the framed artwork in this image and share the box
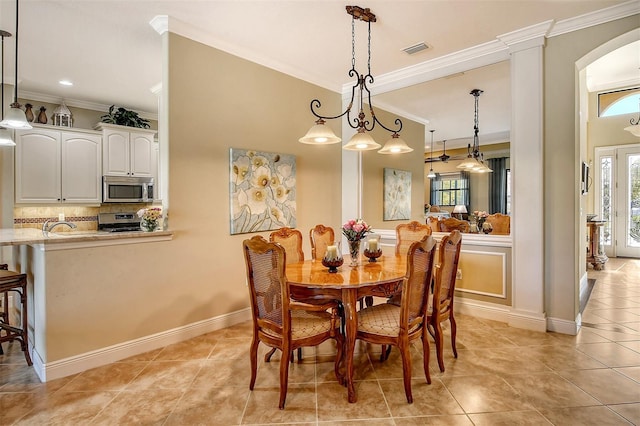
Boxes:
[229,148,297,234]
[383,168,411,220]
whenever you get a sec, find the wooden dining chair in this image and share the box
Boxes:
[269,227,304,264]
[428,230,463,372]
[309,224,335,261]
[243,236,344,409]
[385,221,433,307]
[426,216,441,233]
[395,221,432,255]
[484,213,510,235]
[439,217,470,233]
[356,235,437,403]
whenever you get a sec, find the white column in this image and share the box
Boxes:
[498,23,552,331]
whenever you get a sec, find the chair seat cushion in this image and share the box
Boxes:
[357,303,420,337]
[263,310,334,340]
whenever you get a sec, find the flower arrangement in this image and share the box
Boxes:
[472,210,489,228]
[137,207,162,232]
[343,219,371,267]
[342,218,371,242]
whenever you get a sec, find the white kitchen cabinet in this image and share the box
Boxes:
[96,123,156,177]
[15,126,102,204]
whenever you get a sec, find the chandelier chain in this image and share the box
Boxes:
[351,14,356,71]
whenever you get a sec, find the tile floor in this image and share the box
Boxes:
[1,258,639,425]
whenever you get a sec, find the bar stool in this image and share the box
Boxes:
[0,264,32,365]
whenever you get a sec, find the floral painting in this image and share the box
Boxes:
[383,168,411,220]
[229,148,297,234]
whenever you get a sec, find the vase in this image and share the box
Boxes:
[348,240,361,267]
[37,106,48,124]
[140,219,159,232]
[25,104,35,122]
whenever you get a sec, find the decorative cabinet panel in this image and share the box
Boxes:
[97,123,156,177]
[15,127,102,204]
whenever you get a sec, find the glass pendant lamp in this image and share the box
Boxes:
[0,0,32,130]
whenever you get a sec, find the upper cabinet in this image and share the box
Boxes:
[15,126,102,204]
[96,123,156,177]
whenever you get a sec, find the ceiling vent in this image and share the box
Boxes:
[402,42,430,55]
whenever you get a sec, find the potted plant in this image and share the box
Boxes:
[101,105,150,129]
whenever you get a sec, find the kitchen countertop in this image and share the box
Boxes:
[0,228,173,247]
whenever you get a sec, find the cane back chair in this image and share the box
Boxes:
[243,236,344,409]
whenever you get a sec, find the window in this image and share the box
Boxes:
[598,88,640,118]
[431,172,469,207]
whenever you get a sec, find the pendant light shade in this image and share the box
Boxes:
[342,128,381,151]
[0,0,32,130]
[299,119,342,144]
[378,133,413,154]
[0,104,31,129]
[0,128,15,146]
[625,125,640,137]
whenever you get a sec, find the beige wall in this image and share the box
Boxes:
[166,33,343,318]
[362,108,425,228]
[543,14,638,323]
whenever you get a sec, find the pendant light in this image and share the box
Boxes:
[0,30,16,146]
[426,130,436,178]
[458,89,491,173]
[624,99,640,137]
[301,6,409,154]
[0,0,32,130]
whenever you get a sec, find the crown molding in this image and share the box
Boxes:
[19,91,158,121]
[149,15,169,35]
[497,20,553,52]
[549,0,640,38]
[352,39,510,97]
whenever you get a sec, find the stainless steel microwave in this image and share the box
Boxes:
[102,176,154,203]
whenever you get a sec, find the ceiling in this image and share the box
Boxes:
[0,0,636,150]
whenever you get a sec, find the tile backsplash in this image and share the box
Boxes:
[13,204,160,232]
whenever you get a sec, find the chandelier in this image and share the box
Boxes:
[299,5,412,154]
[457,89,492,173]
[0,0,32,130]
[624,99,640,137]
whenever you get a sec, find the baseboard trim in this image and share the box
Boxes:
[35,308,252,382]
[507,309,547,332]
[547,315,580,335]
[456,298,510,323]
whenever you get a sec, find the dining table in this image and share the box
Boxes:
[286,254,407,403]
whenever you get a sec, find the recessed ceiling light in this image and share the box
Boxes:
[59,80,73,86]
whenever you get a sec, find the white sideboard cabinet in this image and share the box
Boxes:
[96,123,156,177]
[15,126,102,204]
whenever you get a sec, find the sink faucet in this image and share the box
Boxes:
[42,220,77,233]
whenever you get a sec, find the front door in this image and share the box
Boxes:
[616,146,640,257]
[596,144,640,258]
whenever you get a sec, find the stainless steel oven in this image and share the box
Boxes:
[102,176,154,203]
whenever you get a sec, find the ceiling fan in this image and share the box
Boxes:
[425,140,454,163]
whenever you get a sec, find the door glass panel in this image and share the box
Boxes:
[600,156,612,245]
[628,154,640,247]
